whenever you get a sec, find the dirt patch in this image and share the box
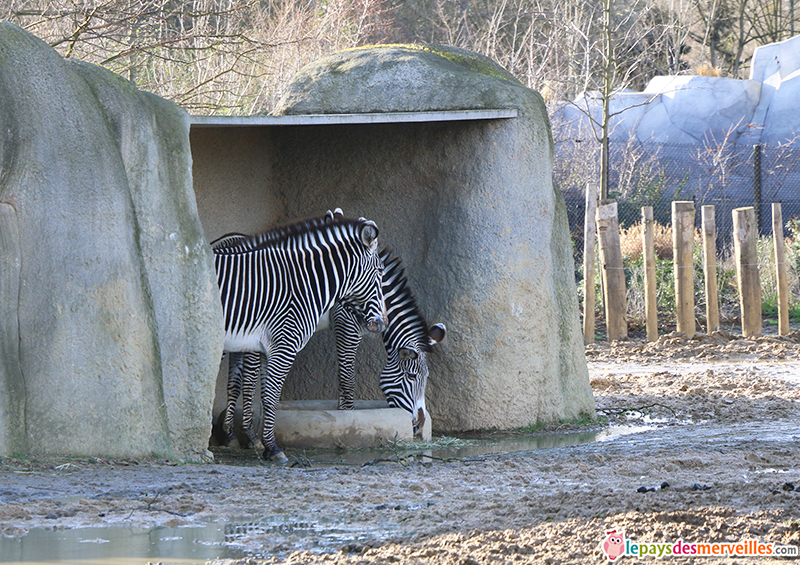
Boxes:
[585,328,800,363]
[1,334,800,564]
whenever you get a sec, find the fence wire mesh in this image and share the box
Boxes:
[557,138,800,334]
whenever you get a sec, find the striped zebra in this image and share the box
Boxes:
[213,213,387,462]
[332,247,445,435]
[323,209,445,434]
[218,221,445,445]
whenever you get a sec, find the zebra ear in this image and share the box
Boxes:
[398,348,418,360]
[428,323,446,346]
[325,208,344,221]
[360,221,379,247]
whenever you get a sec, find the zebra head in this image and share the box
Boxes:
[381,323,446,437]
[377,250,446,437]
[339,218,387,334]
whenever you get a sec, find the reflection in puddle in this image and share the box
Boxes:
[0,520,399,565]
[268,422,660,466]
[0,524,246,565]
[222,517,401,557]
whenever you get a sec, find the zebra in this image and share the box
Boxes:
[213,213,387,462]
[216,217,445,446]
[321,209,446,435]
[332,247,446,436]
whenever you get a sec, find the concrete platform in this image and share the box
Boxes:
[275,400,432,448]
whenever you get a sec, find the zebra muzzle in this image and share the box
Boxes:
[366,316,386,333]
[366,302,389,333]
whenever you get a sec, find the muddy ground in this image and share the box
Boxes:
[2,330,800,564]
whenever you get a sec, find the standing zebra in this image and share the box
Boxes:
[217,228,445,445]
[213,213,387,462]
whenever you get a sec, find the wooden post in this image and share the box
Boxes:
[583,183,598,344]
[701,206,720,333]
[672,201,696,336]
[773,203,790,336]
[596,200,627,341]
[733,207,762,338]
[641,206,658,341]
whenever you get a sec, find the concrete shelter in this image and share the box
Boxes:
[193,45,594,433]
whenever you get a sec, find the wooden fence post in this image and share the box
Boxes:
[733,207,762,338]
[773,203,790,336]
[672,201,696,336]
[701,206,720,333]
[583,183,598,344]
[641,206,658,341]
[596,200,627,341]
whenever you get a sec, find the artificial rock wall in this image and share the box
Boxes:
[194,45,595,432]
[0,24,223,460]
[554,34,800,147]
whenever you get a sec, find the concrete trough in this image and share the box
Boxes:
[274,401,432,449]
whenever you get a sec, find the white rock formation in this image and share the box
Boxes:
[553,34,800,147]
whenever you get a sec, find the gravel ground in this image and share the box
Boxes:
[1,330,799,564]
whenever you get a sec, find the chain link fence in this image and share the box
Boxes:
[556,138,800,332]
[559,138,800,261]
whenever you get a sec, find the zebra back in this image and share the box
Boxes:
[211,214,378,255]
[379,248,433,355]
[214,215,382,340]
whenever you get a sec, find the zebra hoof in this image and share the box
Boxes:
[263,447,289,464]
[243,433,265,452]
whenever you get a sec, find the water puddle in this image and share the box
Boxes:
[210,421,661,467]
[0,524,246,565]
[0,422,664,564]
[417,423,659,462]
[221,517,402,557]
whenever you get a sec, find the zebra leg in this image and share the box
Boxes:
[259,348,297,463]
[332,302,364,410]
[240,352,264,450]
[222,352,245,447]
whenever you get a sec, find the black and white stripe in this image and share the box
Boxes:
[331,249,445,435]
[375,249,445,435]
[212,214,386,462]
[224,246,445,442]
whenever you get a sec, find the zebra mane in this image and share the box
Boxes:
[210,214,373,254]
[380,247,434,353]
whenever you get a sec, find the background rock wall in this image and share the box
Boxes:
[553,34,800,147]
[195,45,595,432]
[0,24,223,460]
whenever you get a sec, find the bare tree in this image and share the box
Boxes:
[5,0,796,117]
[558,0,676,198]
[689,0,800,77]
[3,0,393,114]
[691,118,751,199]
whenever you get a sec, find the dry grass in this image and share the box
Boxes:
[696,63,721,77]
[618,221,675,260]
